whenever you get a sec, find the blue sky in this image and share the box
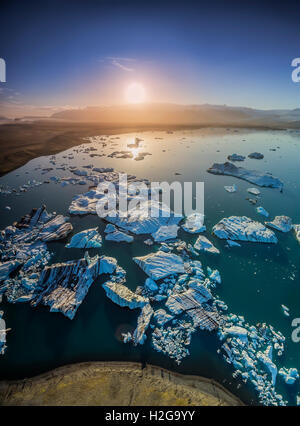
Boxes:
[1,0,300,116]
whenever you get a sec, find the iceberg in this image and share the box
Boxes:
[151,225,179,242]
[247,188,261,196]
[31,254,116,319]
[181,213,206,233]
[153,309,174,326]
[213,216,278,243]
[134,251,185,280]
[165,286,220,330]
[207,162,283,188]
[248,152,264,159]
[194,235,220,254]
[105,230,133,243]
[132,303,154,345]
[106,199,182,235]
[279,367,299,385]
[256,206,269,218]
[226,240,241,247]
[66,227,102,248]
[257,346,277,386]
[104,224,117,233]
[0,311,7,355]
[294,225,300,243]
[265,216,293,233]
[227,154,245,162]
[224,185,237,193]
[102,281,148,309]
[144,278,158,292]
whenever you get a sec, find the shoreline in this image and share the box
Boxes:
[0,121,287,177]
[0,361,244,406]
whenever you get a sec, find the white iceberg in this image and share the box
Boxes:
[279,367,299,385]
[213,216,278,243]
[256,206,269,218]
[207,162,283,188]
[105,230,133,243]
[181,213,206,233]
[66,228,102,248]
[265,216,293,233]
[194,235,220,254]
[224,185,237,193]
[294,225,300,243]
[102,281,148,309]
[151,225,179,242]
[247,188,261,196]
[132,303,154,345]
[134,251,185,280]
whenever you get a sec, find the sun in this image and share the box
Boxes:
[125,82,146,104]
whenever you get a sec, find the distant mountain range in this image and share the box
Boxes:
[50,103,300,128]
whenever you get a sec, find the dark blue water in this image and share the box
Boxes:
[0,128,299,405]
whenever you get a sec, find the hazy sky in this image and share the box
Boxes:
[1,0,300,116]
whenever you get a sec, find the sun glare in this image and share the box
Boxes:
[125,82,146,104]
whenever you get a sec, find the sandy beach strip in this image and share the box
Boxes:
[0,361,244,406]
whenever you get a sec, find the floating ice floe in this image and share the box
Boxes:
[265,216,293,233]
[31,253,117,319]
[227,154,245,162]
[66,228,102,248]
[256,206,269,218]
[144,278,158,292]
[207,267,221,284]
[72,169,88,177]
[224,185,237,193]
[207,162,283,188]
[0,311,7,355]
[102,281,148,309]
[279,367,299,385]
[213,216,278,243]
[166,287,220,330]
[153,309,174,326]
[247,188,261,196]
[294,225,300,243]
[281,305,290,317]
[194,235,220,254]
[132,303,154,345]
[105,230,134,243]
[134,251,185,280]
[248,152,264,159]
[181,213,206,233]
[151,225,179,242]
[257,346,277,386]
[104,224,117,233]
[226,240,241,248]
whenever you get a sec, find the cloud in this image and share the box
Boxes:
[111,59,134,72]
[100,56,136,72]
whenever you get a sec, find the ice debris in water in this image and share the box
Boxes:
[224,185,237,193]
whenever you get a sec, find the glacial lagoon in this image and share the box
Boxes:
[0,127,300,405]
